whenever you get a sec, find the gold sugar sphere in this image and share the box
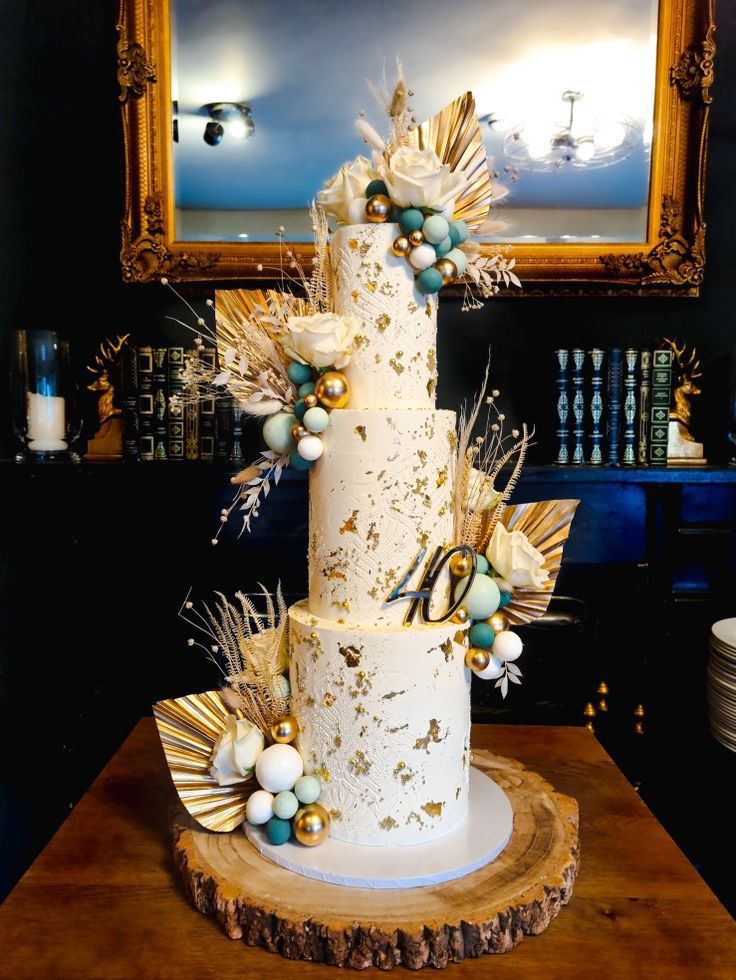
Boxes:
[365,194,392,223]
[451,607,470,625]
[465,647,491,672]
[449,551,473,578]
[408,229,424,247]
[486,610,509,633]
[291,424,309,442]
[293,802,331,846]
[434,257,458,284]
[270,715,298,744]
[315,371,350,410]
[303,393,319,409]
[392,235,411,257]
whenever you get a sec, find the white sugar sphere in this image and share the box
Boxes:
[474,654,505,680]
[493,630,523,662]
[347,196,368,225]
[255,743,304,794]
[297,434,324,461]
[453,574,501,620]
[422,214,450,244]
[303,406,329,434]
[446,247,467,276]
[409,243,437,271]
[245,789,274,825]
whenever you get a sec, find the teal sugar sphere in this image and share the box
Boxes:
[453,573,501,620]
[416,267,444,296]
[294,399,307,421]
[263,412,297,453]
[294,774,321,804]
[266,815,292,846]
[422,214,450,245]
[273,790,300,820]
[499,591,512,608]
[449,219,469,246]
[298,381,316,397]
[399,208,425,235]
[434,236,453,258]
[446,247,467,276]
[476,554,490,575]
[287,361,312,385]
[303,406,330,433]
[290,448,313,471]
[365,178,388,199]
[469,622,495,649]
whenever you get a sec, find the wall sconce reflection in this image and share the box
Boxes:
[202,102,255,146]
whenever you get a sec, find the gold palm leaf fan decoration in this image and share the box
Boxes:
[499,499,580,627]
[153,690,253,832]
[214,288,309,369]
[408,91,493,232]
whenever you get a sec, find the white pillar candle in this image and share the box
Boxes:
[27,391,67,452]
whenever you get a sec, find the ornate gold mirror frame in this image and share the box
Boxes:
[118,0,714,295]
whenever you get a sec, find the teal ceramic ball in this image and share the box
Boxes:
[398,208,424,234]
[446,248,467,276]
[476,554,490,575]
[298,381,316,397]
[365,178,388,199]
[287,361,312,385]
[294,774,321,804]
[449,219,469,245]
[266,816,292,846]
[303,406,329,434]
[499,591,512,608]
[434,236,453,258]
[273,790,300,820]
[453,574,501,620]
[263,412,297,453]
[416,267,443,295]
[422,214,450,244]
[294,399,307,421]
[290,448,313,471]
[469,622,495,649]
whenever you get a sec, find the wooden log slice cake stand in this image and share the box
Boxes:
[171,750,580,970]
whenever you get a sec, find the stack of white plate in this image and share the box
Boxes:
[708,618,736,752]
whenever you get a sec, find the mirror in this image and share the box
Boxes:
[171,0,658,246]
[119,0,714,292]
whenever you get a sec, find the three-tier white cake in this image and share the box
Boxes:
[289,223,471,846]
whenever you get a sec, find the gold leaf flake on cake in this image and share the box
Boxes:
[339,644,362,668]
[447,429,457,451]
[305,695,315,708]
[351,289,359,302]
[418,531,429,548]
[322,692,336,708]
[407,300,419,314]
[389,357,405,376]
[440,638,453,662]
[414,719,442,752]
[365,280,378,293]
[354,425,367,442]
[456,787,462,800]
[376,313,391,332]
[348,750,372,776]
[379,816,398,831]
[334,734,342,748]
[417,449,427,465]
[316,765,331,782]
[387,723,409,734]
[366,522,380,550]
[348,238,358,251]
[339,510,359,534]
[422,801,444,819]
[382,690,406,701]
[406,811,425,827]
[454,630,468,645]
[427,348,437,374]
[436,467,448,487]
[375,353,382,364]
[354,333,369,349]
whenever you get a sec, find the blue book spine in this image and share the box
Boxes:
[588,348,605,465]
[623,348,638,465]
[607,348,623,466]
[555,349,570,464]
[571,349,585,465]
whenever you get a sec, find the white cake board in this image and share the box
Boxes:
[244,767,513,890]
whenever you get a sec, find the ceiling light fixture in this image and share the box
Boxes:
[202,103,255,147]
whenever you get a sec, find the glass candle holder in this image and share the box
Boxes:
[12,330,79,462]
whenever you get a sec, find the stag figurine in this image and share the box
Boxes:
[661,337,706,464]
[84,334,130,460]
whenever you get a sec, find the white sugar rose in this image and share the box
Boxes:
[283,312,359,370]
[486,522,549,590]
[210,715,265,787]
[379,146,468,211]
[316,155,378,225]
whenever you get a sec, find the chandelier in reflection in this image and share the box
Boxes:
[493,91,640,172]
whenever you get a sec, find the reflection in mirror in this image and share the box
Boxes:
[171,0,659,245]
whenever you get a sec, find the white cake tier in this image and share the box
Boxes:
[289,600,471,845]
[332,223,439,410]
[308,407,456,626]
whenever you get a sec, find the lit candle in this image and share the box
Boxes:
[27,391,67,452]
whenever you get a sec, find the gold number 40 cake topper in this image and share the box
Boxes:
[386,544,476,626]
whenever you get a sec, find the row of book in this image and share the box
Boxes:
[120,346,248,462]
[554,348,673,466]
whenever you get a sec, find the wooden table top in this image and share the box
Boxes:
[1,720,733,977]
